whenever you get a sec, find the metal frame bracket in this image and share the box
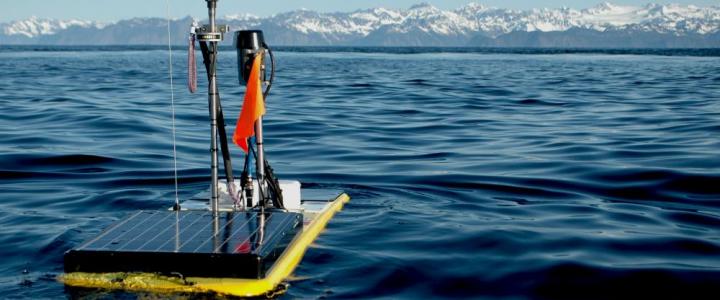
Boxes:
[192,24,230,42]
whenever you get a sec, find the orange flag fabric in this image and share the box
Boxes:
[232,56,265,152]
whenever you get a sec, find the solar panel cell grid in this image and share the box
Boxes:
[65,210,302,278]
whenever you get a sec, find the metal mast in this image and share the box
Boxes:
[190,0,237,215]
[195,0,228,216]
[255,113,266,207]
[208,0,219,216]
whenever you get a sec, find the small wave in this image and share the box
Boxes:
[518,98,568,106]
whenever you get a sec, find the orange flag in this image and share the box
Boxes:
[233,56,265,152]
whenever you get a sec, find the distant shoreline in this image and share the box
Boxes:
[1,45,719,57]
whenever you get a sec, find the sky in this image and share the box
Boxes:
[2,0,718,22]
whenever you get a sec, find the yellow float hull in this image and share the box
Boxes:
[60,193,349,297]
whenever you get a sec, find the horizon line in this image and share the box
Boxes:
[3,1,719,23]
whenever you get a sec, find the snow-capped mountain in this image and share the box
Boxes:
[2,16,105,38]
[1,2,719,47]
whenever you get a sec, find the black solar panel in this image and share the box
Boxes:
[64,210,302,279]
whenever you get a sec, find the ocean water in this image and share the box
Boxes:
[0,46,719,299]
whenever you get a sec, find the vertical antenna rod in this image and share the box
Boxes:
[196,0,229,215]
[166,0,180,211]
[206,0,219,216]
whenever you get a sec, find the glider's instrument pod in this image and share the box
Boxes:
[235,30,275,97]
[235,30,264,84]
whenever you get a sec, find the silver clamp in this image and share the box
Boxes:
[191,23,230,42]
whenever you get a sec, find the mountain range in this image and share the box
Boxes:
[2,2,719,48]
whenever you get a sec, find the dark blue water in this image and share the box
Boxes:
[1,47,719,299]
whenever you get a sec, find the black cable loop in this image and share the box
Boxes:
[262,43,275,99]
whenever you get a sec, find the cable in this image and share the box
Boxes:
[262,43,275,99]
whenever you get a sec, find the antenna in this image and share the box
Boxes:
[166,0,180,211]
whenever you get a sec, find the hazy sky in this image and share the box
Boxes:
[3,1,718,22]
